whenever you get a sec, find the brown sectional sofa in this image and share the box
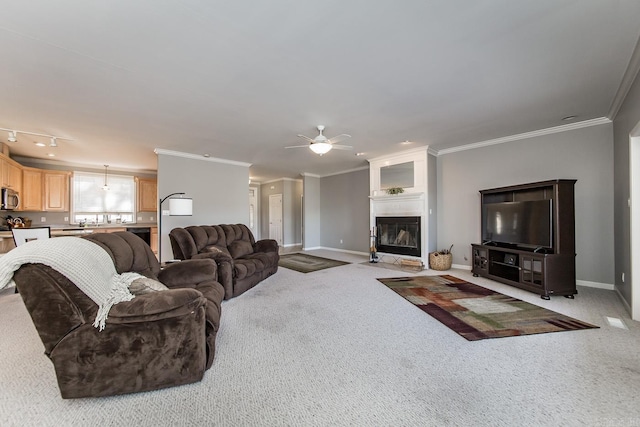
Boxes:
[13,231,224,398]
[169,224,279,299]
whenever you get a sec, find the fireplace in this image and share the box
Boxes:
[376,216,421,257]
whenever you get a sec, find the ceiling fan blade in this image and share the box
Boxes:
[327,134,351,144]
[331,144,353,150]
[297,134,315,143]
[285,144,310,149]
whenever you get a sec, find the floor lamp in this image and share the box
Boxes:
[158,192,193,263]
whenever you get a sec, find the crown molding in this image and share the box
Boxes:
[367,145,429,163]
[320,166,369,178]
[435,117,611,156]
[300,172,321,178]
[154,148,251,167]
[608,34,640,120]
[261,177,303,184]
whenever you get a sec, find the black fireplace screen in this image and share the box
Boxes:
[376,216,421,257]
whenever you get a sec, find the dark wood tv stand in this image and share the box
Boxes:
[471,180,577,300]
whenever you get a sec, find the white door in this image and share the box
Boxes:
[269,193,283,246]
[249,187,259,238]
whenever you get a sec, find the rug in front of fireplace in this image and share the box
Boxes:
[279,253,350,273]
[377,275,598,341]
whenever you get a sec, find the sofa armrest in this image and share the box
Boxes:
[192,251,233,263]
[158,259,218,288]
[191,253,234,299]
[254,239,279,253]
[107,288,206,324]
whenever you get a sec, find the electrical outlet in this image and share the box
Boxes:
[137,216,142,220]
[162,210,170,216]
[340,239,343,244]
[64,216,69,221]
[622,272,625,283]
[149,216,154,221]
[40,217,46,222]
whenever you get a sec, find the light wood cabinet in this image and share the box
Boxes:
[150,226,158,256]
[21,167,44,211]
[91,227,127,234]
[0,155,23,207]
[43,171,71,211]
[137,178,157,212]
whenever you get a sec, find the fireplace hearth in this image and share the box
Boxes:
[376,216,421,257]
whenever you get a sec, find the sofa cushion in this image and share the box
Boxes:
[202,245,230,256]
[129,277,169,295]
[228,240,254,259]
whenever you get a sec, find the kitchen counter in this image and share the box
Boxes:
[0,224,157,244]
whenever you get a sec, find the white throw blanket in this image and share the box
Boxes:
[0,237,140,330]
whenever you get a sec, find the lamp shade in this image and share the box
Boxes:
[169,198,192,216]
[309,142,332,155]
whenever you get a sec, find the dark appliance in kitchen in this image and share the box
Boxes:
[126,227,151,246]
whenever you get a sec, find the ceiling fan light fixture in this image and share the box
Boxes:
[35,141,46,147]
[7,131,17,143]
[309,142,332,155]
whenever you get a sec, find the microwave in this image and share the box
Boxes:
[1,187,20,210]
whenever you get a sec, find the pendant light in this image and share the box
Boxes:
[102,165,110,190]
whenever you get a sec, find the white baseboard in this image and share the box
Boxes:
[283,243,302,248]
[576,280,614,290]
[615,287,632,314]
[451,263,472,271]
[302,246,322,251]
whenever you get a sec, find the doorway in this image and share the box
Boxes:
[249,187,259,239]
[630,129,640,321]
[269,193,283,246]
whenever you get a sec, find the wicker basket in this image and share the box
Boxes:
[429,252,452,271]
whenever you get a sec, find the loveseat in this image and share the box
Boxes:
[11,231,224,398]
[169,224,279,299]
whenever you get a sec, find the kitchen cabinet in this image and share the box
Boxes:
[137,178,157,212]
[1,155,23,201]
[150,226,158,256]
[21,167,43,211]
[91,227,127,234]
[43,171,71,211]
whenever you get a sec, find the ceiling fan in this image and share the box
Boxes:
[285,125,352,155]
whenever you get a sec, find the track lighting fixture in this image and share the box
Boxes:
[0,127,72,146]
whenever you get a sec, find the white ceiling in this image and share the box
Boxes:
[1,1,639,181]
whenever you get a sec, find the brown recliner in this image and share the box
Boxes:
[169,224,279,299]
[13,231,224,399]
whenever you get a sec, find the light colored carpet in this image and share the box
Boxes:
[1,250,639,426]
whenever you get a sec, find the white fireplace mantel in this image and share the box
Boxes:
[369,192,425,217]
[369,147,432,267]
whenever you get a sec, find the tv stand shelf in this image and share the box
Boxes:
[472,180,577,300]
[472,244,576,299]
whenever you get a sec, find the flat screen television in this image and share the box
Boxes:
[482,200,553,249]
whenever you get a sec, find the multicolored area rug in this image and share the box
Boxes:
[377,275,598,341]
[278,253,350,273]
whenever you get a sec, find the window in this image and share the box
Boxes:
[71,171,136,224]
